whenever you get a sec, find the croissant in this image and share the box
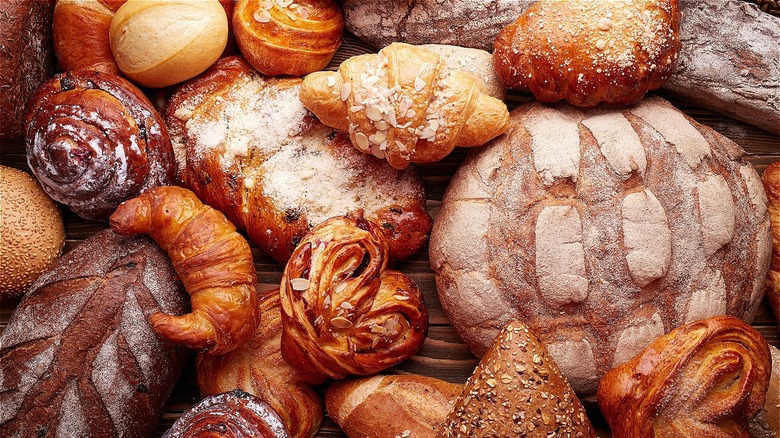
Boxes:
[597,315,772,437]
[300,42,510,169]
[763,161,780,328]
[197,290,323,438]
[25,70,175,221]
[279,212,428,384]
[109,186,259,356]
[163,389,290,438]
[441,320,595,437]
[493,0,681,107]
[233,0,344,76]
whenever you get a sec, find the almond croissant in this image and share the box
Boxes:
[597,315,772,437]
[110,186,259,356]
[279,212,428,384]
[300,42,509,169]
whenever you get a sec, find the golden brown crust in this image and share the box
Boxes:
[163,390,290,438]
[109,186,259,356]
[326,375,462,438]
[279,213,428,384]
[53,0,124,75]
[197,291,323,438]
[25,70,175,220]
[763,161,780,327]
[441,320,595,437]
[300,42,509,169]
[494,0,681,107]
[233,0,344,76]
[597,315,772,438]
[163,56,432,263]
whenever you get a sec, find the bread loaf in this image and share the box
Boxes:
[163,56,432,263]
[430,96,772,398]
[326,375,462,438]
[0,229,189,437]
[441,320,594,437]
[342,0,532,52]
[53,0,124,75]
[0,0,54,139]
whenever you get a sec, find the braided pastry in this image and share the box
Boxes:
[163,389,290,438]
[597,315,772,437]
[110,186,259,356]
[233,0,344,76]
[197,291,323,438]
[279,213,428,384]
[763,161,780,327]
[300,42,509,169]
[25,70,174,220]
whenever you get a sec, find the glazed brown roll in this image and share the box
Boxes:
[163,389,290,438]
[279,213,428,384]
[197,291,323,438]
[598,315,772,437]
[25,70,175,220]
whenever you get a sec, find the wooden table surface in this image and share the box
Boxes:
[1,38,779,436]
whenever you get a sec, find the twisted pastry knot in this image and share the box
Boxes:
[110,186,259,356]
[300,42,509,169]
[25,70,174,220]
[163,389,290,438]
[197,291,323,438]
[279,212,428,384]
[598,315,772,438]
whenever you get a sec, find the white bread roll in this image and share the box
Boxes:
[109,0,228,88]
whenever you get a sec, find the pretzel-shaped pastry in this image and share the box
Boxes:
[598,315,772,437]
[279,213,428,383]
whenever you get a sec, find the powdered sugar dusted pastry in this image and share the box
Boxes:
[494,0,681,106]
[163,56,431,263]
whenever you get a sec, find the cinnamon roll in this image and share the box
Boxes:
[279,213,428,384]
[598,315,772,437]
[163,390,290,438]
[25,70,174,220]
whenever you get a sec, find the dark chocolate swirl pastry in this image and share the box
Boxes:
[25,70,174,220]
[163,390,290,438]
[279,212,428,384]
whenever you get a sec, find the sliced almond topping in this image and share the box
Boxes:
[349,105,365,113]
[323,295,331,308]
[330,316,353,329]
[327,76,336,87]
[261,0,274,9]
[314,315,324,325]
[405,109,416,119]
[340,82,351,101]
[290,278,310,291]
[394,140,407,151]
[370,130,387,145]
[354,132,370,150]
[419,127,436,140]
[334,282,348,294]
[364,105,383,121]
[254,8,272,23]
[296,7,310,18]
[375,120,389,131]
[371,143,386,159]
[370,324,385,334]
[428,118,440,132]
[393,294,409,301]
[362,75,380,88]
[414,77,426,92]
[339,301,354,310]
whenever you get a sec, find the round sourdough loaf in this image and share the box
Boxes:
[430,95,772,397]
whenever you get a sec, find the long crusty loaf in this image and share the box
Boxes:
[326,374,462,438]
[0,229,189,437]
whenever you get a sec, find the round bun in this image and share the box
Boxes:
[0,166,65,299]
[109,0,228,88]
[430,96,772,398]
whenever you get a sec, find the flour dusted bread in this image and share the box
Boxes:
[164,56,431,263]
[430,96,772,397]
[0,229,189,437]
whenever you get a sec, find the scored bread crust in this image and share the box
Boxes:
[163,56,432,263]
[430,96,772,398]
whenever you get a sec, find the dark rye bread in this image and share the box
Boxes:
[0,0,54,138]
[0,229,189,437]
[430,96,772,398]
